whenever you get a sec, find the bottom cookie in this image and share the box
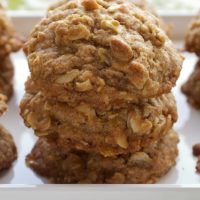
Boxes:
[0,125,17,172]
[26,130,179,184]
[182,60,200,109]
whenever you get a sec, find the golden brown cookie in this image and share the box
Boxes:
[20,92,177,156]
[0,125,17,172]
[182,60,200,109]
[0,57,14,100]
[24,0,183,108]
[26,129,179,184]
[0,4,24,57]
[185,11,200,56]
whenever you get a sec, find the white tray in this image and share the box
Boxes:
[0,13,200,199]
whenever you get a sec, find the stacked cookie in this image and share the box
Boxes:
[0,4,24,100]
[182,12,200,109]
[20,0,183,183]
[0,94,17,172]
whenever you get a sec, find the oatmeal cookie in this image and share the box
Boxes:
[0,57,14,100]
[26,129,179,184]
[0,4,24,57]
[24,0,183,107]
[185,11,200,56]
[20,92,177,156]
[182,60,200,109]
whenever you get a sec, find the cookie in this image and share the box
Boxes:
[0,125,17,172]
[185,11,200,56]
[20,92,177,156]
[26,129,179,184]
[182,60,200,109]
[24,0,183,108]
[0,57,14,100]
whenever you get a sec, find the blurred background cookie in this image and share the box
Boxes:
[0,3,24,58]
[185,11,200,56]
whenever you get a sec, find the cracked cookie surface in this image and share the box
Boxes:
[24,0,183,108]
[26,129,179,183]
[20,92,177,156]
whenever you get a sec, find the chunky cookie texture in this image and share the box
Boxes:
[26,129,179,184]
[185,12,200,56]
[182,60,200,109]
[0,57,14,100]
[20,92,177,156]
[49,0,171,36]
[24,0,183,107]
[0,4,24,57]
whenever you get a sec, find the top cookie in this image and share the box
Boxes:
[0,4,24,57]
[185,11,200,56]
[24,0,183,105]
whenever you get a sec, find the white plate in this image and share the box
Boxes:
[0,42,200,185]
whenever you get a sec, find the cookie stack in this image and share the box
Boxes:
[0,4,24,100]
[182,12,200,109]
[20,0,183,183]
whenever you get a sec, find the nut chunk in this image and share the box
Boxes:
[110,36,133,62]
[82,0,99,11]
